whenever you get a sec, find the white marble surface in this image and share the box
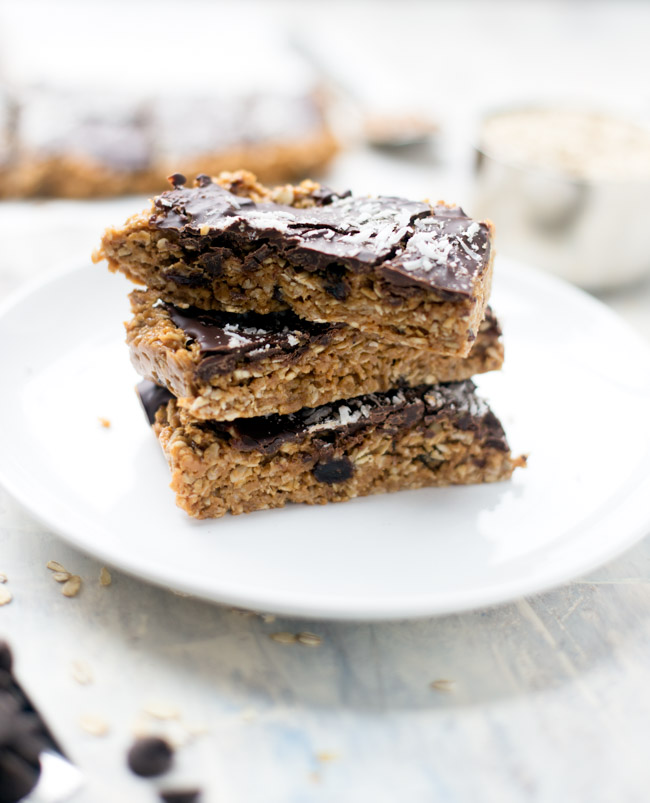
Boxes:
[2,2,650,801]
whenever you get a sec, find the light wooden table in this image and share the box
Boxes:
[2,2,650,801]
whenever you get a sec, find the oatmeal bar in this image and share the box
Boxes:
[1,88,337,198]
[98,171,494,356]
[138,380,524,519]
[127,289,504,421]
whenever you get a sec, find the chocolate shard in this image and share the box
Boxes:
[163,302,342,378]
[136,379,509,458]
[137,382,173,425]
[150,182,491,295]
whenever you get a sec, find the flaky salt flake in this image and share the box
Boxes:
[457,238,482,262]
[465,221,481,241]
[99,567,112,587]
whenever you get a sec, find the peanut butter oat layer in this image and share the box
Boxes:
[98,171,494,356]
[138,379,524,519]
[127,289,504,421]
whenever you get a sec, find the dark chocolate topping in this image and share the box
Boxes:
[150,183,491,295]
[164,302,342,378]
[137,381,173,425]
[137,379,508,457]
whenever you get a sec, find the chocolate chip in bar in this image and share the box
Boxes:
[312,457,355,485]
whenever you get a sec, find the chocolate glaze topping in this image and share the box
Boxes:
[163,302,343,379]
[137,379,508,458]
[138,382,174,426]
[150,182,491,296]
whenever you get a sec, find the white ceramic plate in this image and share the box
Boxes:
[1,259,650,620]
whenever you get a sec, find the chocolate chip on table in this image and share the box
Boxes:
[0,693,43,803]
[0,641,12,673]
[159,790,202,803]
[0,749,41,803]
[127,736,174,777]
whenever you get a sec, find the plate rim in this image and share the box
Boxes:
[1,259,650,620]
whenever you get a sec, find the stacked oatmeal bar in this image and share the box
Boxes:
[96,171,523,518]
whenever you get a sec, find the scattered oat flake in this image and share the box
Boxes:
[52,572,71,583]
[71,660,94,685]
[270,632,297,644]
[99,567,112,587]
[62,575,82,598]
[261,614,276,623]
[231,607,256,617]
[79,714,109,736]
[0,587,12,606]
[297,632,322,647]
[0,573,7,583]
[98,417,111,429]
[240,707,258,723]
[316,751,338,762]
[430,679,456,692]
[143,701,180,720]
[131,716,156,739]
[185,723,210,739]
[47,560,67,573]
